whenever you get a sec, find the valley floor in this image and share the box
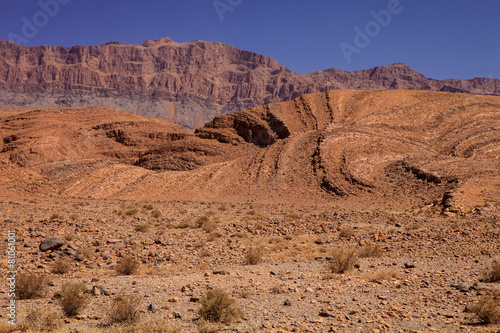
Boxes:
[0,198,499,332]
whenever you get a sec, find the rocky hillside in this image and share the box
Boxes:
[1,38,500,128]
[2,90,499,213]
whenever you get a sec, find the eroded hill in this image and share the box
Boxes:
[1,90,499,213]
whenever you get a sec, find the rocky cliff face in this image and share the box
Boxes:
[1,38,500,128]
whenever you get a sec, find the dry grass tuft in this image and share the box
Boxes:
[197,319,223,333]
[481,261,500,283]
[58,281,90,317]
[116,256,140,275]
[51,257,72,275]
[107,293,141,324]
[338,227,354,239]
[151,209,162,218]
[18,308,62,332]
[358,244,383,258]
[327,248,358,274]
[198,288,244,323]
[466,296,500,324]
[244,247,263,265]
[134,224,149,232]
[363,269,399,282]
[16,273,48,299]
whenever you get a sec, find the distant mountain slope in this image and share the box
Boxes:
[1,38,500,128]
[1,90,499,213]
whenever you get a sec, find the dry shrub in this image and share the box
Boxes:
[201,220,217,233]
[151,209,162,218]
[244,247,263,265]
[19,308,62,332]
[270,285,287,294]
[197,319,223,333]
[51,258,72,275]
[75,246,94,260]
[49,213,60,220]
[16,273,48,299]
[481,261,500,283]
[198,289,244,323]
[358,244,382,258]
[466,296,500,324]
[135,224,149,232]
[63,233,75,241]
[143,204,154,210]
[327,248,358,274]
[125,208,139,216]
[116,256,140,275]
[132,319,184,333]
[364,269,399,282]
[338,227,354,239]
[195,216,217,232]
[58,281,90,317]
[107,293,141,324]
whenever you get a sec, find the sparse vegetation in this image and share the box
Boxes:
[481,260,500,283]
[143,204,154,210]
[198,288,244,323]
[107,293,141,324]
[63,233,75,241]
[244,247,263,265]
[51,258,72,275]
[19,308,62,332]
[69,213,80,221]
[151,209,162,218]
[327,248,358,274]
[196,215,218,233]
[49,213,60,220]
[363,269,399,282]
[134,224,149,232]
[339,227,354,239]
[115,255,140,275]
[125,208,139,216]
[16,273,48,299]
[358,244,382,258]
[466,296,500,324]
[58,281,90,317]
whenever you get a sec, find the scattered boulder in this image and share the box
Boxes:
[39,237,64,252]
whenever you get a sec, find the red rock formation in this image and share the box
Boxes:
[1,39,500,128]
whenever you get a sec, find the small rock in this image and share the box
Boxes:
[147,304,159,312]
[168,297,179,302]
[284,299,292,306]
[319,310,333,318]
[404,263,415,269]
[144,294,152,298]
[39,237,64,252]
[87,262,98,269]
[101,252,111,260]
[212,270,230,275]
[91,286,101,296]
[270,271,278,276]
[173,312,182,319]
[190,297,200,302]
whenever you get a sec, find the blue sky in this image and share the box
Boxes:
[1,0,499,79]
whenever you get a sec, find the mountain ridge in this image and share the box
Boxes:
[1,38,500,128]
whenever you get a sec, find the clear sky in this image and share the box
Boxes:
[1,0,499,79]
